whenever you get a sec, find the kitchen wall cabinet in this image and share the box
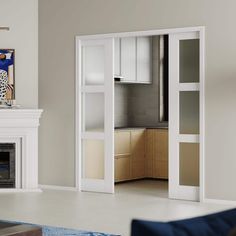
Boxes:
[115,36,152,84]
[137,37,152,83]
[115,128,168,183]
[114,38,121,77]
[120,37,136,82]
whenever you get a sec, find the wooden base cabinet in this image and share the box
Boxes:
[131,129,146,179]
[145,129,154,178]
[115,130,132,182]
[146,129,168,179]
[115,155,131,182]
[115,128,168,183]
[115,129,145,182]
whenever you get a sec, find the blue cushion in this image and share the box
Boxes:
[131,208,236,236]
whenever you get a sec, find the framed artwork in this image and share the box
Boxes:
[0,49,15,101]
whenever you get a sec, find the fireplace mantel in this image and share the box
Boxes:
[0,108,43,192]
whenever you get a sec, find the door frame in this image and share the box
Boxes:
[75,26,205,201]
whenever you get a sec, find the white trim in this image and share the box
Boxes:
[0,188,42,193]
[15,138,22,188]
[81,86,105,93]
[75,26,205,199]
[204,198,236,206]
[179,83,200,91]
[39,185,77,192]
[199,28,206,202]
[76,26,204,40]
[81,132,105,140]
[173,31,199,40]
[75,38,81,191]
[179,134,200,143]
[81,179,111,193]
[171,186,200,201]
[105,38,115,194]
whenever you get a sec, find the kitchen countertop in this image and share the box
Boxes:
[115,126,168,130]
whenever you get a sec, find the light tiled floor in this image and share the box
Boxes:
[0,180,233,236]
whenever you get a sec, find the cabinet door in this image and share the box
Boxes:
[115,131,131,155]
[115,155,131,182]
[131,129,146,179]
[155,129,168,161]
[153,129,169,179]
[155,161,168,179]
[137,37,152,83]
[145,129,154,177]
[114,38,121,76]
[115,131,131,182]
[120,37,136,82]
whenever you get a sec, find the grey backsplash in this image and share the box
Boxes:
[115,84,130,127]
[115,36,168,128]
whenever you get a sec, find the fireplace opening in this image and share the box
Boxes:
[0,144,15,188]
[0,153,10,179]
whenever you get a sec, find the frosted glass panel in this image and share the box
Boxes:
[83,93,104,132]
[82,45,105,85]
[179,143,199,186]
[179,39,199,83]
[179,91,199,134]
[82,140,104,179]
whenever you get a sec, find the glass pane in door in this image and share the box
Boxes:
[179,143,199,186]
[179,39,199,83]
[179,91,199,134]
[82,45,105,85]
[82,140,104,179]
[83,93,104,132]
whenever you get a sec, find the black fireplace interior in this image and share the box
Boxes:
[0,144,15,188]
[0,153,10,179]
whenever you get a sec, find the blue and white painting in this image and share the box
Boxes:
[0,49,15,101]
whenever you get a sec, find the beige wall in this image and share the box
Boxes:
[0,0,38,107]
[39,0,236,200]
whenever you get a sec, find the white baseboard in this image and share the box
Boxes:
[0,188,42,193]
[204,198,236,205]
[39,184,77,192]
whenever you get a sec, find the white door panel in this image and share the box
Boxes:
[77,38,114,193]
[169,32,202,201]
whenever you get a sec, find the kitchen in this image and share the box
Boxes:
[114,35,169,194]
[77,27,203,201]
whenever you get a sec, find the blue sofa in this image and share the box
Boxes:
[131,208,236,236]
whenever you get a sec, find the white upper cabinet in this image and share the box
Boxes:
[120,37,136,82]
[114,38,121,77]
[114,36,152,84]
[137,37,152,83]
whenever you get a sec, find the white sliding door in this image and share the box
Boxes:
[169,31,204,201]
[76,38,114,193]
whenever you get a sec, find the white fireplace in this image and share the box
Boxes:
[0,109,43,192]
